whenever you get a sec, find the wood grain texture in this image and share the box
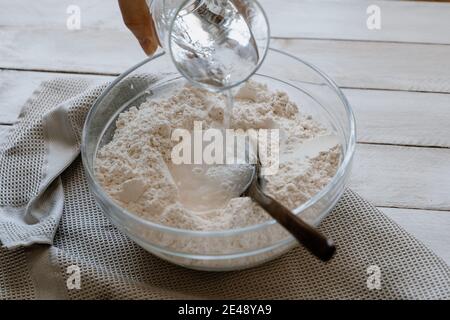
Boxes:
[261,0,450,44]
[0,0,125,29]
[0,70,112,124]
[0,27,144,75]
[272,39,450,93]
[380,207,450,265]
[350,144,450,211]
[2,28,450,93]
[2,0,450,44]
[344,88,450,148]
[1,1,450,94]
[0,70,56,124]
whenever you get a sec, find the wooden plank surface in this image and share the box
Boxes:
[0,70,112,124]
[2,27,450,93]
[344,88,450,148]
[272,39,450,93]
[0,1,450,94]
[0,27,143,75]
[380,207,450,265]
[0,70,56,125]
[0,0,125,29]
[350,144,450,211]
[262,0,450,44]
[2,0,450,44]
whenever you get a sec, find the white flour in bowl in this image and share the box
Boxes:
[95,81,341,231]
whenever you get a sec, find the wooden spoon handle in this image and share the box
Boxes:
[248,182,336,262]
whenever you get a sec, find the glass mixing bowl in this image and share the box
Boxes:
[81,48,356,271]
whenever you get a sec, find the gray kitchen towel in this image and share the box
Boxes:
[0,78,108,248]
[0,78,449,299]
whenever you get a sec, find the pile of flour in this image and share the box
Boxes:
[95,81,341,231]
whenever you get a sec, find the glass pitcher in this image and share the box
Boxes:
[146,0,270,91]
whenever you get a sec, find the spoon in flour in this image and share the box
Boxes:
[241,160,336,262]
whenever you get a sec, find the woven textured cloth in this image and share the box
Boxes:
[0,78,449,299]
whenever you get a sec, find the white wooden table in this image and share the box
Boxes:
[1,0,449,264]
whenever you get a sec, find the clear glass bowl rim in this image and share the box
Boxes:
[81,48,356,238]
